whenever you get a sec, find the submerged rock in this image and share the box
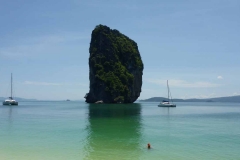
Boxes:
[85,25,144,103]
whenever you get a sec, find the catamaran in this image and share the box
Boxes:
[2,73,18,105]
[158,80,176,107]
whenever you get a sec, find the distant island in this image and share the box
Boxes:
[140,95,240,103]
[0,97,37,101]
[0,97,80,101]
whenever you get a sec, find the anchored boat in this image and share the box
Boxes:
[2,73,18,106]
[158,80,176,107]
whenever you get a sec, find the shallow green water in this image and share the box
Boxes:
[0,101,240,160]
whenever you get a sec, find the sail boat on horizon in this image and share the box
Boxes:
[158,80,176,107]
[2,73,18,105]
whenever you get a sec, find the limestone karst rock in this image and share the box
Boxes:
[85,25,144,103]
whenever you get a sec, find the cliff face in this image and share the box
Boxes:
[85,25,144,103]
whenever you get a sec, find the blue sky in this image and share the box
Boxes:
[0,0,239,100]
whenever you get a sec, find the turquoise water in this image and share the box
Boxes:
[0,101,240,160]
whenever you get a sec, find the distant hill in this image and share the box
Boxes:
[0,97,37,101]
[139,95,240,103]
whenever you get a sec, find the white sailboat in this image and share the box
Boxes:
[2,73,18,105]
[158,80,176,107]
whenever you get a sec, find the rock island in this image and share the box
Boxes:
[85,25,144,103]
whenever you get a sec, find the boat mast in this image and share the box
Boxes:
[167,80,169,101]
[11,73,12,99]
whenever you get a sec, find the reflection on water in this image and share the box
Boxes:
[8,106,13,122]
[0,106,14,128]
[84,103,143,159]
[88,103,142,118]
[8,106,13,129]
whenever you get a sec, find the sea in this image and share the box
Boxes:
[0,101,240,160]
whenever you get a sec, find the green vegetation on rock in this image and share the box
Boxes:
[86,24,143,103]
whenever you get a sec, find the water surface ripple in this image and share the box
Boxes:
[0,101,240,160]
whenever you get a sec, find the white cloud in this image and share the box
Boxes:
[232,92,240,96]
[24,81,63,86]
[147,79,219,88]
[24,81,88,87]
[180,93,217,99]
[0,32,90,57]
[217,76,223,79]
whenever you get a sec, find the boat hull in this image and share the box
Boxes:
[158,80,176,107]
[158,103,176,107]
[2,74,19,106]
[2,101,18,105]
